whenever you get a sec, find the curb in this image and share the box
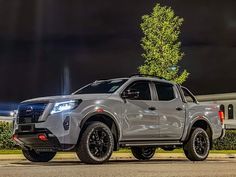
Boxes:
[0,153,235,161]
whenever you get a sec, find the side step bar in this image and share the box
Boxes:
[119,140,182,147]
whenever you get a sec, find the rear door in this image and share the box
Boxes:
[153,82,186,140]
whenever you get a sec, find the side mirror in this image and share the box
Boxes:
[121,89,140,99]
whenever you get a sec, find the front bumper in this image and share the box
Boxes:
[13,126,75,151]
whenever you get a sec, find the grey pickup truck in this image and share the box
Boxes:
[13,74,225,164]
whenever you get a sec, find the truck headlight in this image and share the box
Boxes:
[50,100,81,114]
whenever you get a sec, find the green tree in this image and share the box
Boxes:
[138,3,189,84]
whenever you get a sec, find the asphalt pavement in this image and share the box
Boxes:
[0,153,236,177]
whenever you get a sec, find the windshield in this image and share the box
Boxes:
[73,79,128,94]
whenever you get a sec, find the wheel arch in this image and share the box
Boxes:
[78,112,121,151]
[184,118,213,148]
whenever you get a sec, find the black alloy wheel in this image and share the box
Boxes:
[183,128,210,161]
[131,146,156,160]
[88,127,111,158]
[76,122,114,164]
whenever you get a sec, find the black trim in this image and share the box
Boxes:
[14,128,74,151]
[182,118,213,142]
[120,139,181,142]
[17,102,48,124]
[130,73,165,80]
[219,128,225,139]
[119,139,182,147]
[176,84,186,103]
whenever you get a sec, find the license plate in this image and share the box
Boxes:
[19,124,34,132]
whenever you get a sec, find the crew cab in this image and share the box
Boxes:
[13,75,225,164]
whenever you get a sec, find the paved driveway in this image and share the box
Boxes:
[0,158,236,177]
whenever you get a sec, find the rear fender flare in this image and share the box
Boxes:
[182,116,213,142]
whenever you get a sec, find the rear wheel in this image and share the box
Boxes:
[131,147,156,160]
[183,128,210,161]
[76,122,114,164]
[22,149,56,162]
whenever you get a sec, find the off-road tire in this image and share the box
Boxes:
[183,128,210,161]
[131,147,156,160]
[76,122,114,164]
[22,149,56,162]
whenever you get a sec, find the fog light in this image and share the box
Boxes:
[38,134,48,141]
[63,116,70,131]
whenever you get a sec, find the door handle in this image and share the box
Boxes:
[176,107,183,111]
[148,107,156,111]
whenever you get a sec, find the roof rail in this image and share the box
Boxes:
[129,73,166,80]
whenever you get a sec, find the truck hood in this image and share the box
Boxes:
[22,94,112,103]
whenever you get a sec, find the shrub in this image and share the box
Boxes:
[213,130,236,150]
[0,121,16,149]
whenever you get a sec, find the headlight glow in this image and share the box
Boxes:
[51,100,81,114]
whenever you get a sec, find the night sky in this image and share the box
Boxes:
[0,0,236,107]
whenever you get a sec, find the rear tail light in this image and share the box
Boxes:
[218,111,224,125]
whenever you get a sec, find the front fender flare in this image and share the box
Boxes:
[79,110,122,141]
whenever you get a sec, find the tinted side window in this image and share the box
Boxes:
[155,82,175,101]
[126,81,151,100]
[181,87,196,103]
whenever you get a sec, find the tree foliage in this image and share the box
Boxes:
[139,3,189,84]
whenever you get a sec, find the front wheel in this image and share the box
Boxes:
[22,149,56,162]
[131,147,156,160]
[183,128,210,161]
[76,122,114,164]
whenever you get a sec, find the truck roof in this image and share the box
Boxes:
[96,74,175,85]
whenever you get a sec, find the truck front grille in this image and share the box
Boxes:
[17,103,48,124]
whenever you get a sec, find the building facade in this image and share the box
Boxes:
[196,93,236,129]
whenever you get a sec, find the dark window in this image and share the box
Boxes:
[125,81,151,100]
[155,82,175,101]
[220,104,225,116]
[228,104,234,119]
[74,79,127,94]
[180,86,197,103]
